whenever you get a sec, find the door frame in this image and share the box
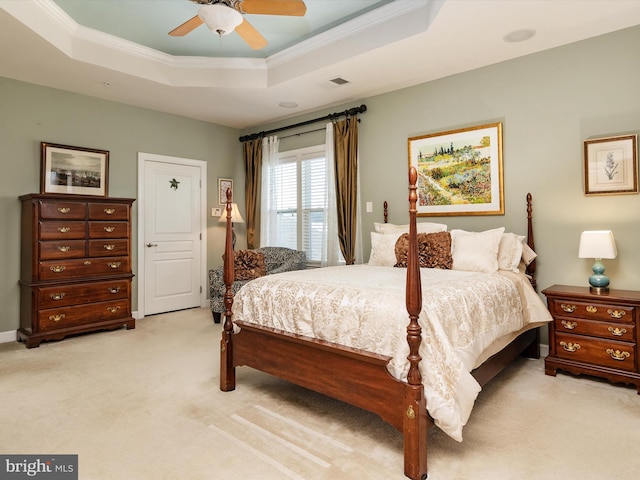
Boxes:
[137,152,208,318]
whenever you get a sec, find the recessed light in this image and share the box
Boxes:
[279,101,298,108]
[503,29,536,43]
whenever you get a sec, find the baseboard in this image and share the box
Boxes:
[0,330,17,344]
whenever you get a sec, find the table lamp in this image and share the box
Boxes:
[578,230,617,294]
[218,203,245,249]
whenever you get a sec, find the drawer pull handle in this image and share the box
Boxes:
[104,226,115,233]
[561,320,577,330]
[560,304,576,313]
[103,244,116,251]
[606,349,630,361]
[57,207,71,214]
[48,314,65,322]
[586,306,597,313]
[58,227,71,233]
[57,246,71,252]
[107,306,121,313]
[50,265,65,273]
[108,287,121,294]
[49,293,65,300]
[104,208,116,215]
[607,309,626,319]
[83,260,92,266]
[560,341,580,353]
[107,262,122,269]
[608,326,627,337]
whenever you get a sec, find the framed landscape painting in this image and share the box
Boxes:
[41,142,109,196]
[408,122,504,216]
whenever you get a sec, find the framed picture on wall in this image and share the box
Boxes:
[218,178,233,205]
[408,122,504,216]
[40,142,109,196]
[584,134,638,195]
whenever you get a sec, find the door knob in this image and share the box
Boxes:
[146,243,158,247]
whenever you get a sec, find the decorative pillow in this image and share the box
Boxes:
[368,232,400,266]
[521,243,538,266]
[234,249,266,280]
[450,228,505,273]
[498,232,526,273]
[394,232,453,269]
[374,221,447,235]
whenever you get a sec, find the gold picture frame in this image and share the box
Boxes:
[40,142,109,196]
[584,134,638,195]
[218,178,233,205]
[408,122,504,216]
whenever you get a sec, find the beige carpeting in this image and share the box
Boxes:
[1,307,638,480]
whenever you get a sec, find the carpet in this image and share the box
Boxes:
[1,307,638,479]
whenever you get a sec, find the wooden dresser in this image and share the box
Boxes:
[18,194,135,348]
[542,284,640,393]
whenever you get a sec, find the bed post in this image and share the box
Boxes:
[404,167,428,480]
[220,189,236,391]
[525,193,536,291]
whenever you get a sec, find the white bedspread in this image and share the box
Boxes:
[232,265,552,441]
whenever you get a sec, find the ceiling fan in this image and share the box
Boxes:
[169,0,307,50]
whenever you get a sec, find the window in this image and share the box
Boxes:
[264,145,327,264]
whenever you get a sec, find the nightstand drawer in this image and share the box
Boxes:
[554,332,636,372]
[554,317,635,341]
[548,298,635,324]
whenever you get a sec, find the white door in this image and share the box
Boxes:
[137,153,207,317]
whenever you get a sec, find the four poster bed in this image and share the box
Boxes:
[219,167,551,480]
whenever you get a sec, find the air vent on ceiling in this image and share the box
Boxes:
[330,77,350,86]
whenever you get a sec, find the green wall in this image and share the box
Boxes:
[247,26,640,314]
[2,25,640,341]
[0,77,241,333]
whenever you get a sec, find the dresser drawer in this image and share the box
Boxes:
[554,332,636,372]
[39,240,86,260]
[88,239,129,257]
[38,299,131,331]
[89,203,129,220]
[554,317,635,342]
[38,279,130,308]
[548,298,635,324]
[39,221,86,240]
[38,256,130,280]
[88,221,128,238]
[39,201,87,220]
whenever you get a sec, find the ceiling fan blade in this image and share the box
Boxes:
[239,0,306,16]
[235,19,268,50]
[168,15,204,36]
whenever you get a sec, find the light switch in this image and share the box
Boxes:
[366,201,373,213]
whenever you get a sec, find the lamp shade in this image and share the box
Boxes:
[218,203,245,224]
[578,230,617,259]
[198,4,243,36]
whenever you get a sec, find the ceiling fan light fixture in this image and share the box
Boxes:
[198,4,243,36]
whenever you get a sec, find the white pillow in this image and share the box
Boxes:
[374,222,447,234]
[368,232,399,266]
[450,228,505,273]
[498,232,525,273]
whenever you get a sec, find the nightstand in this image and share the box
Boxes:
[542,284,640,394]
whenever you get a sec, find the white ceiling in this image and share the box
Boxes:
[2,0,640,130]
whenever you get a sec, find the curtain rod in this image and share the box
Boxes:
[238,104,367,142]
